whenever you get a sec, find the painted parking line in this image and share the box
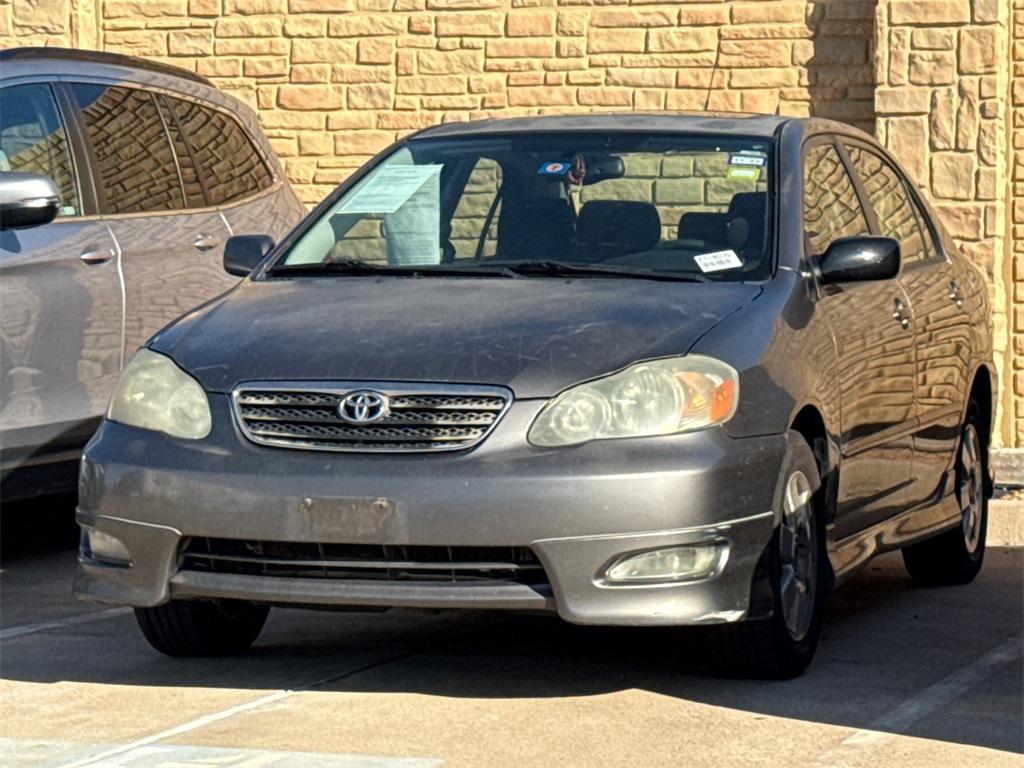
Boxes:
[0,738,440,768]
[807,632,1023,767]
[0,607,132,641]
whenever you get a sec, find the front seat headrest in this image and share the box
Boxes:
[576,200,661,262]
[496,198,576,262]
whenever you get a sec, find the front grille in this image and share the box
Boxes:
[181,538,549,586]
[232,382,512,453]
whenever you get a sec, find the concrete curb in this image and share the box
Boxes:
[989,499,1024,547]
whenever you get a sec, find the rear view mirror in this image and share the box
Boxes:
[818,236,900,285]
[224,234,275,277]
[0,172,60,230]
[580,153,625,185]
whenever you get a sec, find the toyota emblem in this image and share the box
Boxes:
[338,391,389,424]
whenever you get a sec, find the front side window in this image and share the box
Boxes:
[0,83,80,216]
[844,145,928,266]
[802,142,869,256]
[70,84,184,215]
[275,133,775,282]
[168,97,273,206]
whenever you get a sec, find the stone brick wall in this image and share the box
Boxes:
[0,0,1019,450]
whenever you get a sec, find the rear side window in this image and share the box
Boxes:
[0,83,80,216]
[844,145,928,266]
[802,142,870,256]
[167,96,273,206]
[70,84,184,215]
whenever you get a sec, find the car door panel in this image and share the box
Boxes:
[0,82,122,466]
[803,138,916,539]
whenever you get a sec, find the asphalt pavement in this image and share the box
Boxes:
[0,498,1021,768]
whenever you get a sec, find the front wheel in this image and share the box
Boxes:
[135,599,269,657]
[902,403,987,587]
[706,434,827,679]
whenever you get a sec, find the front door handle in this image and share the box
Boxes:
[193,233,219,252]
[948,281,963,308]
[892,298,910,330]
[80,246,115,265]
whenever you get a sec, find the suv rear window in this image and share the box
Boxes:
[70,83,184,215]
[167,97,273,207]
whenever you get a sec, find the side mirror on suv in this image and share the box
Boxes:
[224,234,276,277]
[0,172,60,231]
[818,236,900,285]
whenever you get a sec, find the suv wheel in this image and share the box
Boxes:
[706,433,827,679]
[902,402,987,587]
[135,599,269,657]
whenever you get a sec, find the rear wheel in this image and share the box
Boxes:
[135,599,269,657]
[902,402,987,587]
[706,434,827,679]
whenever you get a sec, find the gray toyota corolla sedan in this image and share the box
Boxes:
[74,113,994,678]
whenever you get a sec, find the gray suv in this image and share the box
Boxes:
[0,48,305,500]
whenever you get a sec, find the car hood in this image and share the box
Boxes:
[150,277,762,398]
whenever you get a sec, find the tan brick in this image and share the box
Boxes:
[556,11,587,36]
[225,0,286,13]
[678,5,730,25]
[732,1,806,23]
[261,111,326,129]
[911,28,954,50]
[649,28,719,53]
[931,153,975,199]
[930,87,956,149]
[216,17,282,37]
[730,68,798,88]
[357,38,393,64]
[605,67,672,88]
[196,57,241,77]
[328,15,405,37]
[487,38,555,57]
[348,83,393,109]
[908,51,956,85]
[283,17,325,37]
[292,39,357,64]
[426,0,504,7]
[244,57,289,77]
[396,75,466,95]
[577,86,633,107]
[959,28,999,75]
[891,1,971,25]
[168,29,211,56]
[507,87,575,106]
[506,10,555,37]
[289,0,353,10]
[591,8,675,27]
[105,30,168,56]
[422,94,479,110]
[971,0,999,23]
[409,14,433,34]
[189,0,220,16]
[666,89,710,111]
[290,63,330,83]
[585,28,645,54]
[633,89,664,110]
[326,112,375,130]
[935,203,984,240]
[335,130,396,155]
[418,49,483,74]
[215,37,288,55]
[885,116,929,181]
[436,12,503,37]
[719,39,791,67]
[105,0,186,18]
[277,84,344,110]
[875,87,930,114]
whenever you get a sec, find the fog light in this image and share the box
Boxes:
[81,527,132,565]
[604,544,721,584]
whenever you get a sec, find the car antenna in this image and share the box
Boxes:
[703,29,722,112]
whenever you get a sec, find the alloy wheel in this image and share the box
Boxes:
[957,423,984,554]
[779,470,817,641]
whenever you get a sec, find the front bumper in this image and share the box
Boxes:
[75,396,791,626]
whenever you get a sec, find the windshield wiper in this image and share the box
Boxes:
[268,260,520,278]
[498,260,707,282]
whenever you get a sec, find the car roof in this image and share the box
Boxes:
[409,112,792,141]
[0,47,213,87]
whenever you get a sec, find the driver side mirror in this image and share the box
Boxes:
[224,234,275,277]
[0,172,60,231]
[817,236,900,285]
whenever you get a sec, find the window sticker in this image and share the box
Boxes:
[727,166,760,180]
[339,164,443,214]
[537,161,571,175]
[728,154,766,167]
[694,249,743,273]
[384,166,442,266]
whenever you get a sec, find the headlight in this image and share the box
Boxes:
[528,356,738,447]
[107,349,211,440]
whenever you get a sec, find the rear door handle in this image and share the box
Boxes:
[80,246,115,265]
[948,281,963,308]
[892,297,910,330]
[193,233,219,252]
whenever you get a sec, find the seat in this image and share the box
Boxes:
[678,211,729,246]
[495,198,576,262]
[725,191,767,259]
[576,200,661,262]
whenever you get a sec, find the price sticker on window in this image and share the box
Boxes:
[694,249,743,273]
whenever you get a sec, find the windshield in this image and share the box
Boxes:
[274,133,774,281]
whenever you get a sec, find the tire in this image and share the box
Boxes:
[902,401,987,587]
[706,433,827,679]
[135,599,269,657]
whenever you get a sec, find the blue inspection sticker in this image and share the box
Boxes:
[537,161,571,175]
